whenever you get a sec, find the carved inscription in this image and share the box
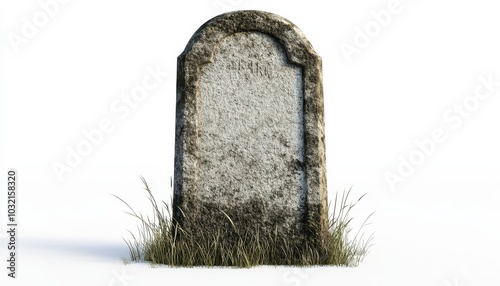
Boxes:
[227,60,272,78]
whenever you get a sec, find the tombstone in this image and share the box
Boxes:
[173,10,328,254]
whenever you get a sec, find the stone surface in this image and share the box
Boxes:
[173,10,328,250]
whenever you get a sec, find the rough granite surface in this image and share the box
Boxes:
[173,10,328,249]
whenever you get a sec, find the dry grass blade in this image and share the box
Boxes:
[113,178,374,267]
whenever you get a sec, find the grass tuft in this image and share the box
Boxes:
[113,177,373,267]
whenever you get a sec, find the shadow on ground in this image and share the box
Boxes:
[24,238,129,261]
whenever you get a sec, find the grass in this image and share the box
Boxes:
[113,176,373,267]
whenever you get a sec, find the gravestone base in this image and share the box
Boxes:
[172,204,329,265]
[172,197,330,265]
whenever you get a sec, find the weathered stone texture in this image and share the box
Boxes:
[174,10,328,250]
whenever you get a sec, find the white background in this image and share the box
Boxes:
[1,0,499,285]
